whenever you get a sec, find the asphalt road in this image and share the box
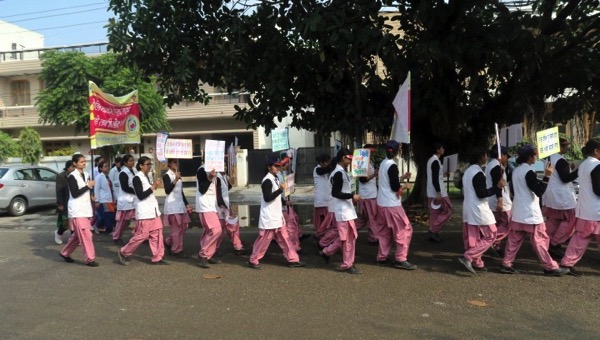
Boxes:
[1,203,600,339]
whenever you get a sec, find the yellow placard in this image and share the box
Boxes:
[535,127,560,159]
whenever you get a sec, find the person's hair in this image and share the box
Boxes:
[469,147,487,165]
[582,138,600,156]
[98,161,108,171]
[94,156,103,164]
[316,154,331,163]
[121,154,134,167]
[136,156,151,171]
[114,156,122,165]
[363,144,375,149]
[385,149,398,159]
[167,158,177,165]
[72,154,85,164]
[432,142,444,153]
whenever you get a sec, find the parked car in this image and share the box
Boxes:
[0,165,58,216]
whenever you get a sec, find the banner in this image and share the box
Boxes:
[89,81,140,149]
[284,173,295,197]
[156,132,168,163]
[165,139,193,159]
[391,72,411,144]
[205,139,226,172]
[536,126,560,159]
[351,148,370,177]
[271,128,290,152]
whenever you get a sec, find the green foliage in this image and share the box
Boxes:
[36,50,169,134]
[48,146,77,156]
[0,131,20,163]
[18,128,43,165]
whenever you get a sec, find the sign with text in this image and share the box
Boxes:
[156,132,169,163]
[536,126,560,159]
[351,149,371,177]
[443,153,458,174]
[204,139,226,172]
[165,139,193,159]
[271,128,290,152]
[284,173,295,197]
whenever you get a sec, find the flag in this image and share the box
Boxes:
[89,81,140,149]
[391,72,411,144]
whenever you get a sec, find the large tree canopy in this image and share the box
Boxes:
[36,51,169,135]
[107,0,600,201]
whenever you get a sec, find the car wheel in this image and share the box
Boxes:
[8,197,27,216]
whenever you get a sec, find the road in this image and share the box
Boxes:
[1,202,600,339]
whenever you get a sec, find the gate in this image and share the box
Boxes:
[294,147,335,185]
[247,149,273,184]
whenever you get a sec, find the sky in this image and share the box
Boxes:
[0,0,113,47]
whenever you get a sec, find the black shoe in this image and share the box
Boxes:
[318,250,330,265]
[296,248,304,255]
[544,267,570,276]
[458,256,476,274]
[428,232,442,243]
[198,257,210,268]
[487,247,501,258]
[338,266,361,275]
[234,248,248,256]
[499,265,519,274]
[208,258,222,264]
[247,262,261,270]
[60,254,74,263]
[376,259,391,266]
[117,251,130,266]
[86,261,99,267]
[473,266,488,273]
[113,239,124,245]
[171,252,190,258]
[548,244,565,259]
[560,265,581,277]
[299,233,311,241]
[287,261,306,268]
[394,261,417,271]
[152,259,171,265]
[214,251,224,258]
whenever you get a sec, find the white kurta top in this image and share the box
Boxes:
[330,164,357,222]
[427,155,448,198]
[196,166,217,213]
[462,164,496,225]
[511,163,544,224]
[259,173,284,230]
[485,159,512,211]
[117,168,136,211]
[133,172,161,220]
[377,158,401,208]
[313,165,331,208]
[68,170,93,218]
[575,156,600,221]
[163,169,186,215]
[358,164,377,199]
[542,153,577,210]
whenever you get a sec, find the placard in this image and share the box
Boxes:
[443,153,458,173]
[351,148,370,177]
[165,139,193,159]
[284,173,295,197]
[271,128,289,152]
[204,139,226,172]
[536,126,560,159]
[156,132,168,163]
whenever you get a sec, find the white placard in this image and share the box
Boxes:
[165,139,193,159]
[271,128,290,152]
[443,153,458,173]
[204,139,226,172]
[156,132,168,163]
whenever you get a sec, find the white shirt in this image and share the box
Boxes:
[117,167,136,211]
[358,164,377,199]
[259,173,284,230]
[313,165,331,208]
[427,155,448,198]
[485,159,512,212]
[68,170,93,218]
[462,164,496,225]
[195,166,217,213]
[94,173,113,204]
[133,172,161,220]
[163,169,186,215]
[330,164,357,222]
[511,163,544,224]
[377,158,401,208]
[575,156,600,221]
[108,166,121,196]
[542,153,577,210]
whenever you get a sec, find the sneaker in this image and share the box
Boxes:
[247,262,262,270]
[54,230,63,245]
[318,250,330,265]
[287,261,306,268]
[92,226,100,235]
[86,261,99,267]
[544,267,570,276]
[499,265,519,274]
[171,252,190,259]
[208,258,222,264]
[338,266,361,275]
[117,251,130,266]
[560,265,581,277]
[376,259,391,266]
[198,257,210,268]
[458,256,476,274]
[487,247,501,258]
[428,232,442,243]
[59,253,74,263]
[152,259,171,265]
[473,266,488,273]
[394,261,417,271]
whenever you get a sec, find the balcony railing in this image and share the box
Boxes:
[0,42,109,62]
[0,105,37,118]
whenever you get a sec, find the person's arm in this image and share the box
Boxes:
[525,170,548,197]
[490,165,503,198]
[182,191,189,206]
[56,175,66,205]
[555,158,578,183]
[261,179,282,202]
[67,175,90,198]
[119,171,135,194]
[388,164,401,192]
[431,161,441,193]
[163,173,175,195]
[132,176,153,200]
[473,172,499,198]
[331,172,353,199]
[196,168,211,194]
[216,178,226,207]
[591,165,600,197]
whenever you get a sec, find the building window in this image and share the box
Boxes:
[10,80,31,106]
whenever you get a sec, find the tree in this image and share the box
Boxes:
[18,128,43,165]
[107,0,600,203]
[0,131,20,163]
[36,51,169,136]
